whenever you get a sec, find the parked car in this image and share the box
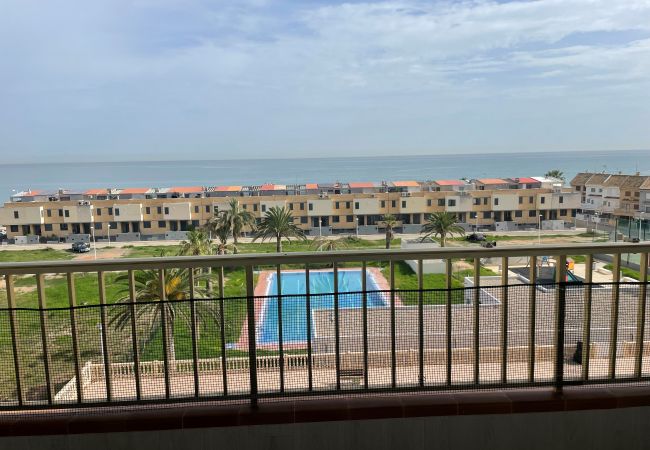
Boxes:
[466,233,487,242]
[480,240,497,248]
[71,242,90,253]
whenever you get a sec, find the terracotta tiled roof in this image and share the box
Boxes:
[169,186,204,194]
[433,180,465,186]
[305,183,318,190]
[585,174,610,185]
[392,181,420,187]
[476,178,508,185]
[119,188,150,194]
[214,185,242,192]
[84,188,109,195]
[570,172,595,186]
[513,177,539,184]
[349,182,375,188]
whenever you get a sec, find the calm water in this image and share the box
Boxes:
[1,150,648,201]
[258,271,384,345]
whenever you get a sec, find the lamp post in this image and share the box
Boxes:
[107,221,111,244]
[355,217,359,237]
[90,225,97,260]
[319,217,322,237]
[538,214,542,245]
[639,212,645,241]
[593,211,600,242]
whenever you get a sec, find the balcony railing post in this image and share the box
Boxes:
[635,253,648,379]
[97,271,113,401]
[66,273,83,404]
[501,257,509,384]
[390,260,397,388]
[609,253,621,379]
[305,265,313,391]
[473,258,480,385]
[128,270,142,401]
[362,262,369,390]
[528,256,537,384]
[218,267,228,396]
[245,265,258,408]
[5,275,23,406]
[582,255,594,381]
[188,268,199,398]
[157,269,171,399]
[276,264,284,393]
[36,273,53,405]
[554,254,567,395]
[418,259,424,387]
[445,258,452,386]
[333,262,341,390]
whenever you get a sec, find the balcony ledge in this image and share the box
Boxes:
[2,385,650,437]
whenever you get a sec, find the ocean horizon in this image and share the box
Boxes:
[1,149,648,200]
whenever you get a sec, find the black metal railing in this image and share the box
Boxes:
[0,243,648,410]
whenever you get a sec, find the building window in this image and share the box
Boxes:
[108,209,113,216]
[559,196,564,204]
[261,205,266,212]
[391,200,396,208]
[145,207,150,214]
[10,225,18,232]
[427,199,432,207]
[473,198,481,206]
[483,212,491,219]
[205,205,210,213]
[143,221,151,229]
[560,209,567,216]
[164,207,169,214]
[13,211,19,219]
[529,210,537,217]
[157,206,162,214]
[346,202,351,209]
[192,220,200,227]
[58,209,63,217]
[540,197,545,204]
[437,199,445,206]
[572,209,577,217]
[529,196,533,203]
[402,201,406,208]
[60,224,69,231]
[448,199,456,207]
[515,211,522,218]
[347,215,354,222]
[335,202,340,209]
[300,203,305,210]
[242,204,247,210]
[96,208,101,216]
[494,198,499,206]
[469,212,477,219]
[44,224,53,231]
[46,209,52,217]
[194,206,199,213]
[626,191,631,197]
[308,203,313,211]
[355,202,360,209]
[94,223,102,230]
[253,204,258,212]
[381,200,386,208]
[518,197,523,204]
[301,216,308,224]
[333,216,340,223]
[483,198,488,205]
[158,220,166,228]
[289,203,293,210]
[108,207,113,215]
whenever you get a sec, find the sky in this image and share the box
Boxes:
[1,0,650,163]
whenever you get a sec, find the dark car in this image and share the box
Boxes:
[71,242,90,253]
[466,233,486,242]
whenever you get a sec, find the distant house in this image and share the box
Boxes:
[428,180,472,192]
[472,178,510,190]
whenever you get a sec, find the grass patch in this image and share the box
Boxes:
[0,248,73,263]
[603,264,650,281]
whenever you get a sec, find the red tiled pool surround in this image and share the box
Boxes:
[236,268,401,351]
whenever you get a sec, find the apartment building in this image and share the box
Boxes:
[0,177,580,243]
[571,172,650,222]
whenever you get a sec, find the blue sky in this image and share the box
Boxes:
[1,0,649,162]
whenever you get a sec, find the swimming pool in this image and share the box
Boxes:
[257,270,386,346]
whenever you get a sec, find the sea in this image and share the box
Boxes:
[1,150,648,201]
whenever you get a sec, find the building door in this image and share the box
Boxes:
[504,211,513,221]
[494,211,502,222]
[121,222,130,233]
[132,222,140,233]
[83,223,91,234]
[33,225,42,236]
[72,224,81,234]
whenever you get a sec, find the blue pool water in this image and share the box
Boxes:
[258,270,385,345]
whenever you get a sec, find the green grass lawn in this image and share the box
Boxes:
[603,264,650,281]
[0,248,73,263]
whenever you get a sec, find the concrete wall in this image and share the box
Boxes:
[308,199,334,216]
[163,202,191,221]
[3,406,650,450]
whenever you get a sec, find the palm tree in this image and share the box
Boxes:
[545,169,565,181]
[213,223,237,255]
[178,228,213,256]
[382,214,398,249]
[252,206,306,252]
[109,268,218,363]
[420,212,465,247]
[311,236,349,252]
[219,198,255,252]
